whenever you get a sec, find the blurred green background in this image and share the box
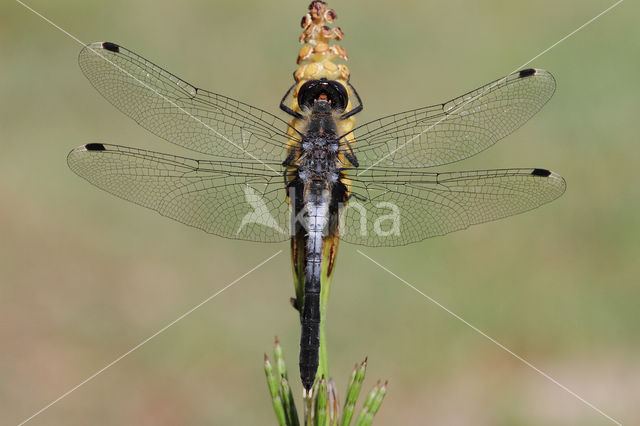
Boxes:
[1,0,638,424]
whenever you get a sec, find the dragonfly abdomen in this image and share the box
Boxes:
[299,182,329,390]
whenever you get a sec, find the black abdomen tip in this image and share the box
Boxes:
[302,379,313,391]
[531,168,551,177]
[102,42,120,53]
[85,143,106,151]
[519,68,537,78]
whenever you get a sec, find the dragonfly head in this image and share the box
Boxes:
[298,78,348,114]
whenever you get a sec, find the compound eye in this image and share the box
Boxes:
[297,80,321,110]
[297,79,349,112]
[325,80,348,112]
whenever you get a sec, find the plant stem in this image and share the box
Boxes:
[317,238,338,382]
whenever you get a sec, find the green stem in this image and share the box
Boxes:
[317,240,336,382]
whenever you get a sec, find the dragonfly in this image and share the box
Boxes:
[68,41,565,391]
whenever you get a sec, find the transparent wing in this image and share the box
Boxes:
[67,143,291,242]
[340,167,566,246]
[344,69,555,168]
[78,42,298,162]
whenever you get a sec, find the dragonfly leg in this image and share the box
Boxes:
[282,150,297,167]
[344,150,359,167]
[280,82,304,119]
[340,81,364,119]
[347,192,367,203]
[338,136,359,167]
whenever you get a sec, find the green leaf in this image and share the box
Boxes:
[281,375,299,426]
[315,377,328,425]
[265,354,287,425]
[340,359,367,426]
[354,381,380,426]
[360,381,387,426]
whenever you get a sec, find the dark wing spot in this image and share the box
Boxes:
[531,168,551,177]
[101,42,120,53]
[519,68,536,78]
[85,143,106,151]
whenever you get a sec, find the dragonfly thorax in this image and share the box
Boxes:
[298,133,341,183]
[293,91,343,183]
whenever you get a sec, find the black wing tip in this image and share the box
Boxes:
[85,143,106,151]
[101,42,120,53]
[531,168,552,177]
[519,68,537,78]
